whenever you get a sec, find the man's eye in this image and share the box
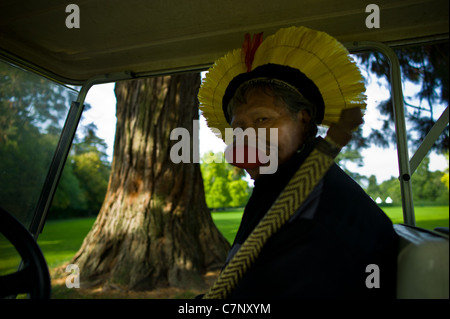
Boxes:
[256,117,268,123]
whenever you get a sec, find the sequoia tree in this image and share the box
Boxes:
[71,73,230,290]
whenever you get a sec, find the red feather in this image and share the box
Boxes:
[242,32,264,72]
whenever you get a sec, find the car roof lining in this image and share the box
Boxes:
[0,0,448,85]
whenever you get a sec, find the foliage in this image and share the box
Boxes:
[364,156,449,205]
[441,152,449,190]
[335,143,366,184]
[51,154,87,214]
[358,42,449,153]
[0,60,110,220]
[347,43,449,199]
[200,152,252,209]
[50,123,111,219]
[0,60,76,222]
[411,157,448,203]
[324,42,448,181]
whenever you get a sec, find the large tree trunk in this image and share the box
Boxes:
[72,73,230,291]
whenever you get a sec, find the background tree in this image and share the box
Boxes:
[50,123,111,219]
[335,142,366,184]
[0,60,76,224]
[365,175,382,201]
[50,154,88,218]
[411,157,449,204]
[441,152,449,190]
[358,42,449,152]
[378,178,403,205]
[71,73,230,290]
[371,155,448,205]
[344,43,448,201]
[200,152,252,209]
[0,59,112,222]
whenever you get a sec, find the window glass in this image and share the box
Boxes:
[0,59,78,229]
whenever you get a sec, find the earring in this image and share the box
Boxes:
[296,144,305,154]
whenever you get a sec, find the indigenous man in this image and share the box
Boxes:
[198,26,398,299]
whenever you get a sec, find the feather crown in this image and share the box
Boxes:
[198,26,366,140]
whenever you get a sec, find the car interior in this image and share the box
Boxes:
[0,0,448,299]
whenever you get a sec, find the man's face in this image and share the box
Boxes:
[230,88,311,180]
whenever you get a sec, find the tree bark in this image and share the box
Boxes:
[72,73,230,290]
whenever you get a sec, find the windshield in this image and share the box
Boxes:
[0,59,78,229]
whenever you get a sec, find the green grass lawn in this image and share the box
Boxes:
[0,217,96,275]
[381,206,449,230]
[211,209,243,244]
[37,218,96,268]
[0,206,448,276]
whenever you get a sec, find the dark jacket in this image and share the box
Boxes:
[227,138,398,299]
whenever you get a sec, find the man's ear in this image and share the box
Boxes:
[297,109,312,125]
[295,109,313,140]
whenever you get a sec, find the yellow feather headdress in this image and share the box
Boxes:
[198,26,366,140]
